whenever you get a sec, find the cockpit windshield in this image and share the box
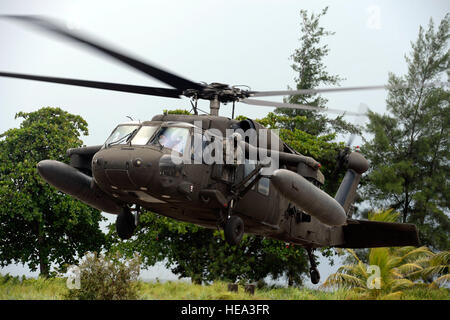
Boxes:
[131,126,158,145]
[104,124,191,153]
[150,126,190,154]
[104,125,139,147]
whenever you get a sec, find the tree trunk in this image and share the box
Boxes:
[403,181,410,223]
[39,255,49,278]
[288,273,293,287]
[37,221,49,278]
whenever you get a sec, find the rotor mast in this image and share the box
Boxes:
[209,96,220,116]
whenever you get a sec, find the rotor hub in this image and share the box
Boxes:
[183,82,250,103]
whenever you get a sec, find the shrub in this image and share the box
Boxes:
[64,252,141,300]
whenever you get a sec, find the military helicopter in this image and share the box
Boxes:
[0,16,420,284]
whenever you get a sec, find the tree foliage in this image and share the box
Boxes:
[254,112,348,195]
[361,14,450,250]
[0,107,106,277]
[64,252,141,300]
[275,7,359,136]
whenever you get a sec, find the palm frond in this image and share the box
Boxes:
[381,291,403,300]
[322,273,365,289]
[399,247,433,262]
[391,278,416,291]
[390,269,404,279]
[346,249,363,264]
[429,251,450,266]
[431,274,450,288]
[405,269,426,281]
[336,264,359,275]
[422,265,449,278]
[396,263,423,275]
[368,209,399,223]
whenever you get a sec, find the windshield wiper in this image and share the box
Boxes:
[108,129,138,147]
[153,136,164,150]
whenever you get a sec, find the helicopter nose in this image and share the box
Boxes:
[92,147,162,191]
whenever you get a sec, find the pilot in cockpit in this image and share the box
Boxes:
[158,133,184,154]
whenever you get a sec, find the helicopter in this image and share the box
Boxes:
[0,15,420,284]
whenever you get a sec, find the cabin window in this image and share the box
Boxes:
[257,177,270,196]
[131,126,158,145]
[244,160,256,190]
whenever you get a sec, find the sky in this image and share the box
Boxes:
[0,0,448,286]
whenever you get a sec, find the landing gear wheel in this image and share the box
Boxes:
[116,207,136,240]
[224,216,244,246]
[309,268,320,284]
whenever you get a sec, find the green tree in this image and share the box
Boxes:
[255,112,348,195]
[0,107,106,277]
[270,6,361,197]
[361,15,450,250]
[276,7,359,136]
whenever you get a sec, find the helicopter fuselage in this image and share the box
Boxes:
[37,114,420,251]
[88,120,339,248]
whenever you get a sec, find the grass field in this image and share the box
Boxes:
[0,274,449,300]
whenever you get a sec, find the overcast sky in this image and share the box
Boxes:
[0,0,448,285]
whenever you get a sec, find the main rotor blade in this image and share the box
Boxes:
[1,15,204,91]
[249,82,450,97]
[0,71,182,98]
[249,85,387,97]
[240,98,366,116]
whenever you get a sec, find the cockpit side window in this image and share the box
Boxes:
[150,127,190,154]
[191,132,207,163]
[131,126,158,145]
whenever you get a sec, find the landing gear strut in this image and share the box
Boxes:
[306,248,320,284]
[116,206,138,240]
[220,200,245,246]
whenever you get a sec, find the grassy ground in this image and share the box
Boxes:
[0,274,448,300]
